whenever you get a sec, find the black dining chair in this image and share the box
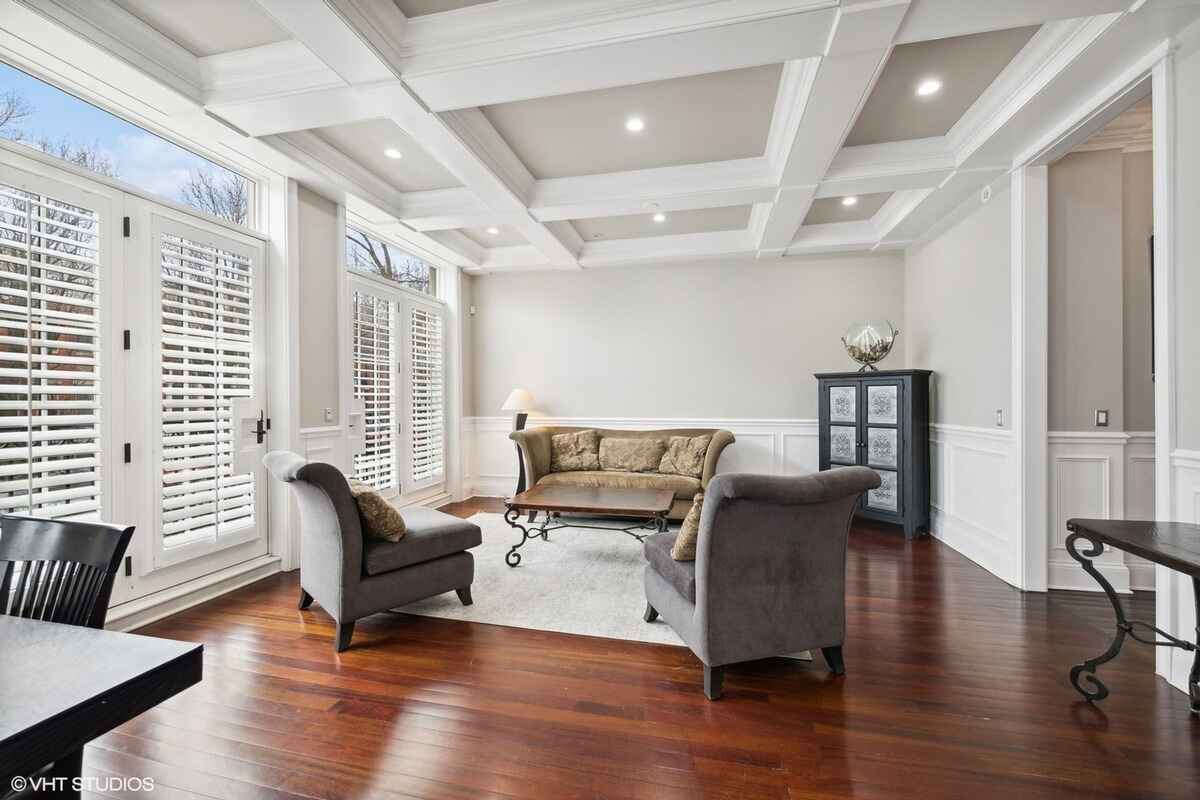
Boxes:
[0,515,135,628]
[0,515,135,799]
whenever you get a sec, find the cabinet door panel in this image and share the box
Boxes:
[829,425,858,464]
[867,383,898,424]
[867,469,899,512]
[867,427,897,468]
[828,384,857,424]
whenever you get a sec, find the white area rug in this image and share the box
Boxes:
[397,512,685,646]
[397,512,811,661]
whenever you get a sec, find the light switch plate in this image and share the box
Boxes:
[324,407,334,423]
[1095,409,1109,427]
[995,409,1004,427]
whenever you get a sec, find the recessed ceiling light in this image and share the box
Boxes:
[916,79,942,97]
[625,116,645,133]
[652,212,666,223]
[842,196,858,207]
[383,147,403,159]
[486,226,500,235]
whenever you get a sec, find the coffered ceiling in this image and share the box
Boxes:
[25,0,1199,273]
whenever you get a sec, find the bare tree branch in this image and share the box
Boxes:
[346,228,434,293]
[0,91,33,141]
[33,137,117,178]
[180,168,249,225]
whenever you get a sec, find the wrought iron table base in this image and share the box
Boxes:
[502,506,667,567]
[1066,532,1200,712]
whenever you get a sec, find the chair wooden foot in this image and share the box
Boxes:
[822,645,845,675]
[335,621,355,652]
[704,665,724,700]
[456,586,473,606]
[643,603,659,623]
[298,588,314,610]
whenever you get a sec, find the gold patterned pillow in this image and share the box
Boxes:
[659,434,712,479]
[349,482,406,542]
[550,430,600,472]
[599,437,668,473]
[671,492,704,561]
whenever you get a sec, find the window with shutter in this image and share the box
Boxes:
[351,289,395,491]
[159,230,254,547]
[408,304,444,487]
[0,182,102,521]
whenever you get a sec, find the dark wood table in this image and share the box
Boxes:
[1065,518,1199,712]
[503,485,675,567]
[0,616,202,797]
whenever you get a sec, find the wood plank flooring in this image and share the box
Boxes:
[90,498,1198,799]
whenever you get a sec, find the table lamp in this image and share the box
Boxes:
[501,388,535,493]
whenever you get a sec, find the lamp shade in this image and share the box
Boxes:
[501,388,535,412]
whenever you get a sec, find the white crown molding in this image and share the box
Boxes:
[578,228,754,267]
[200,41,342,106]
[395,187,490,231]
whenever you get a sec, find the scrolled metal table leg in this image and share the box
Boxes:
[503,506,535,568]
[1066,532,1128,703]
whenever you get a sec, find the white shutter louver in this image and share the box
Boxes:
[352,290,395,491]
[0,183,102,521]
[408,304,443,486]
[159,230,254,546]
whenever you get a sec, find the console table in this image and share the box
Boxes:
[1065,518,1199,712]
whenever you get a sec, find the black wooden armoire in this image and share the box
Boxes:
[816,369,931,538]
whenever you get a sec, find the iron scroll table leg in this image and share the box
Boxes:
[1067,532,1200,712]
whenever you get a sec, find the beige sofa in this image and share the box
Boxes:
[509,426,735,520]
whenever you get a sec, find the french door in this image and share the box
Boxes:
[349,273,446,500]
[0,151,269,607]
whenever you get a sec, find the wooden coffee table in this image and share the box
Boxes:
[502,485,674,567]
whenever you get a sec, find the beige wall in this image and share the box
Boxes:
[1046,149,1154,432]
[1122,150,1155,431]
[296,185,341,429]
[904,183,1012,429]
[1048,150,1126,431]
[468,254,906,419]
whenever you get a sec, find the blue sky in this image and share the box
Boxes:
[0,62,243,202]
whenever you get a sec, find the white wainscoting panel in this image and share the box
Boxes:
[1047,432,1156,593]
[1164,449,1200,697]
[462,417,820,498]
[299,425,352,475]
[928,424,1019,587]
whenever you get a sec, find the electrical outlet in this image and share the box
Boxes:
[995,409,1004,427]
[324,407,334,423]
[1095,409,1109,427]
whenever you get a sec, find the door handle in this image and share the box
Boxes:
[255,411,267,444]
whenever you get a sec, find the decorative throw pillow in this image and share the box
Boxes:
[599,437,668,473]
[550,429,600,472]
[671,492,704,561]
[659,434,712,479]
[349,482,407,542]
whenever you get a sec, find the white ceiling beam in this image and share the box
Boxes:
[818,137,956,197]
[208,84,383,138]
[199,41,342,106]
[785,220,878,255]
[399,1,839,111]
[894,0,1131,44]
[252,0,581,268]
[753,0,905,255]
[881,168,1007,244]
[578,229,754,268]
[528,159,777,223]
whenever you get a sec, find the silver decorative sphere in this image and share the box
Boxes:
[842,321,899,371]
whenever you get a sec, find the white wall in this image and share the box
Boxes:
[905,185,1020,586]
[468,254,906,419]
[905,183,1012,430]
[1160,24,1200,701]
[1123,150,1155,431]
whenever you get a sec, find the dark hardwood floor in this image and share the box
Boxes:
[89,497,1199,799]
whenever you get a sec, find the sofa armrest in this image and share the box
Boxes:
[509,428,552,490]
[700,430,735,488]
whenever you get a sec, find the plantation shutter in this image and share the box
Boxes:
[0,182,102,521]
[159,227,254,546]
[408,303,444,487]
[351,289,395,491]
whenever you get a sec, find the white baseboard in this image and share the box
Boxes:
[106,554,282,632]
[1047,558,1132,594]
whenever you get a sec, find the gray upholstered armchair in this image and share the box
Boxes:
[642,466,881,699]
[264,451,481,652]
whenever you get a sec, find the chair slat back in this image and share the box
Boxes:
[0,515,135,628]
